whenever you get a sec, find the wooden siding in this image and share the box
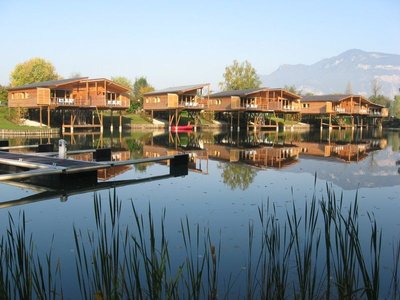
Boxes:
[8,88,38,108]
[8,79,130,109]
[37,88,50,105]
[301,101,332,114]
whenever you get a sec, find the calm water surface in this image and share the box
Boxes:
[0,128,399,297]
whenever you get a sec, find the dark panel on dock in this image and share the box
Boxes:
[94,148,112,162]
[25,170,98,189]
[0,141,9,152]
[37,144,54,153]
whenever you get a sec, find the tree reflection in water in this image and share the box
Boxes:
[218,162,257,190]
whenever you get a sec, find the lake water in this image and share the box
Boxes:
[0,128,399,298]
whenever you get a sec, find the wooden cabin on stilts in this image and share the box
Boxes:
[208,88,301,132]
[300,94,388,130]
[143,84,210,131]
[7,77,131,134]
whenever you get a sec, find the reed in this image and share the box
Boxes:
[0,183,398,299]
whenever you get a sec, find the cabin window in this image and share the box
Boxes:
[302,103,310,108]
[11,92,29,99]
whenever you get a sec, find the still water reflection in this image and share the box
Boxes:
[0,128,399,297]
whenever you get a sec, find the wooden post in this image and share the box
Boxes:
[47,107,51,127]
[119,111,122,133]
[39,107,42,128]
[100,112,104,133]
[329,113,332,131]
[237,111,240,132]
[70,113,74,134]
[62,110,65,134]
[230,113,233,131]
[320,117,323,131]
[110,110,114,133]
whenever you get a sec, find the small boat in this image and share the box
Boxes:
[171,125,194,132]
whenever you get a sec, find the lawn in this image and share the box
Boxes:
[0,107,47,130]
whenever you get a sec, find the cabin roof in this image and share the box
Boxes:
[210,88,265,98]
[301,94,385,107]
[210,87,301,99]
[8,78,88,91]
[144,84,209,96]
[301,94,352,102]
[8,77,130,93]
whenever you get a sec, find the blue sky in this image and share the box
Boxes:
[0,0,399,90]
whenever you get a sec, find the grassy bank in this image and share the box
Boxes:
[0,107,54,131]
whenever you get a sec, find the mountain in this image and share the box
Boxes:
[260,49,400,98]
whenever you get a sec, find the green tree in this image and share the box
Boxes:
[111,76,134,91]
[218,162,257,190]
[219,60,261,91]
[369,79,391,108]
[284,84,301,95]
[132,77,154,111]
[10,57,59,87]
[0,85,8,104]
[391,96,400,118]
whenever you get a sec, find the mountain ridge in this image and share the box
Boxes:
[260,49,400,98]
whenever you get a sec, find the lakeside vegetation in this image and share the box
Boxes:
[1,184,400,299]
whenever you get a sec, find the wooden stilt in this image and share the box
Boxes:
[100,112,104,134]
[70,113,74,134]
[110,110,114,133]
[47,107,51,127]
[39,107,43,128]
[119,111,122,133]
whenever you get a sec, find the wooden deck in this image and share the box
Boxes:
[0,151,189,187]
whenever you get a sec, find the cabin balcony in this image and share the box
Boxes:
[50,96,129,108]
[177,100,208,109]
[353,107,369,114]
[241,99,301,112]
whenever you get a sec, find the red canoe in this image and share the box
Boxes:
[171,125,194,132]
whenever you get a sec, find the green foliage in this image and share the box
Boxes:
[218,162,257,190]
[0,85,8,104]
[132,77,154,111]
[111,76,134,91]
[284,84,301,95]
[10,57,59,87]
[220,60,261,91]
[369,95,391,108]
[391,96,400,118]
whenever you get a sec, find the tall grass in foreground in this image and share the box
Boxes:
[1,183,400,299]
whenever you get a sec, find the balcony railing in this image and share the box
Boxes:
[240,101,300,111]
[50,96,129,108]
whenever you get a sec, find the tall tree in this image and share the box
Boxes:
[391,96,400,119]
[132,77,154,111]
[0,85,8,104]
[369,79,390,108]
[371,78,381,98]
[345,81,353,94]
[111,76,134,91]
[10,57,59,87]
[219,60,261,91]
[284,84,301,95]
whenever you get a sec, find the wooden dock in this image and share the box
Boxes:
[0,150,189,189]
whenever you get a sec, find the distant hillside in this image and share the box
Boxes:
[260,49,400,98]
